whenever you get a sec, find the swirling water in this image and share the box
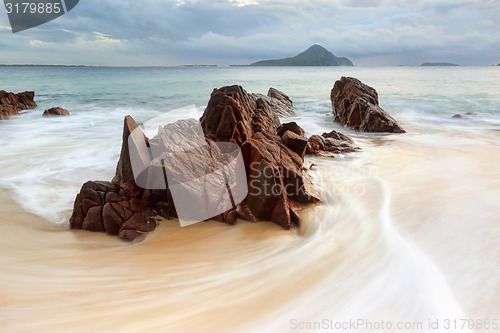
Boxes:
[0,66,499,332]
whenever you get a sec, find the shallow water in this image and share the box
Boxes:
[0,66,499,332]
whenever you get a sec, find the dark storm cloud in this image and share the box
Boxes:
[0,0,498,65]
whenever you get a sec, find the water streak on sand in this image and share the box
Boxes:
[1,66,500,332]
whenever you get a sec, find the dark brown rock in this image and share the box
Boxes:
[0,104,19,120]
[43,107,70,117]
[252,87,296,117]
[0,90,37,111]
[277,122,305,137]
[331,77,405,133]
[240,130,320,229]
[112,116,149,196]
[201,85,257,145]
[69,179,158,242]
[0,90,36,120]
[282,130,308,159]
[71,85,322,241]
[306,130,359,156]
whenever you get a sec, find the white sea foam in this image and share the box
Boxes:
[0,66,499,331]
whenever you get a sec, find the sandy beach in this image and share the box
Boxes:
[2,126,499,332]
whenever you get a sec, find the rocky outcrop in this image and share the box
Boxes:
[201,85,320,228]
[0,90,37,120]
[252,87,296,117]
[331,77,405,133]
[0,90,37,110]
[69,179,157,242]
[70,85,322,241]
[0,104,19,120]
[43,107,70,117]
[307,130,360,156]
[276,121,359,157]
[70,116,164,242]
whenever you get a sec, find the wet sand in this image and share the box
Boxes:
[1,128,499,332]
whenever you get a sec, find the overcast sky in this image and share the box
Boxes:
[0,0,499,66]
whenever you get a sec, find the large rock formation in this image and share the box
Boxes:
[201,85,320,228]
[70,85,325,241]
[43,107,70,117]
[331,77,405,133]
[0,90,37,120]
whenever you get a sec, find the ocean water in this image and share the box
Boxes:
[0,66,499,332]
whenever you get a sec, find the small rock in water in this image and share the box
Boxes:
[43,107,70,117]
[452,112,477,119]
[306,130,359,156]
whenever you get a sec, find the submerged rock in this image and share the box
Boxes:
[453,112,477,119]
[307,130,360,156]
[0,90,37,120]
[43,107,70,117]
[331,77,405,133]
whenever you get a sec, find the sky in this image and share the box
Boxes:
[0,0,499,66]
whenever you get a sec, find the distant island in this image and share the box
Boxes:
[421,62,459,67]
[251,44,353,66]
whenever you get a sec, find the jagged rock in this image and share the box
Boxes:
[0,104,19,120]
[0,90,36,120]
[202,86,320,228]
[201,85,261,145]
[252,88,296,117]
[43,107,70,117]
[0,90,37,111]
[241,131,320,228]
[277,122,305,137]
[306,130,359,156]
[70,85,322,241]
[69,180,157,242]
[282,130,308,159]
[331,77,405,133]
